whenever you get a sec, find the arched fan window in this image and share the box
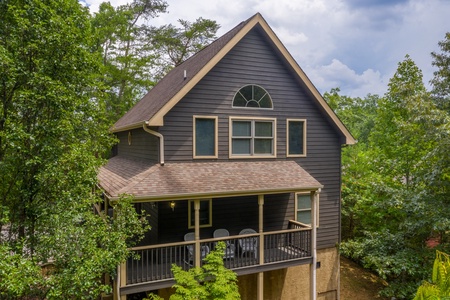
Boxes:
[232,85,273,109]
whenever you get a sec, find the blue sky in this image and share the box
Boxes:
[82,0,450,98]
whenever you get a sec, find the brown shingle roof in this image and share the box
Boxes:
[98,156,322,200]
[111,15,253,132]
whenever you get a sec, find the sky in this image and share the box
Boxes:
[82,0,450,98]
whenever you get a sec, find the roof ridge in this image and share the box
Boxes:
[111,13,259,132]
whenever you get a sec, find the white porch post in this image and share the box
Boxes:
[310,191,318,300]
[257,194,264,300]
[194,199,201,267]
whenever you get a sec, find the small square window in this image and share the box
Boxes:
[193,116,218,158]
[188,199,212,229]
[287,119,306,157]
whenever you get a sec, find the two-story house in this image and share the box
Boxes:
[98,13,355,300]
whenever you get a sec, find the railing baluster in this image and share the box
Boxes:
[126,227,312,286]
[150,248,154,280]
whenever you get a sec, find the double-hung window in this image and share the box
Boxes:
[295,193,319,227]
[229,117,276,157]
[287,119,306,157]
[193,116,218,158]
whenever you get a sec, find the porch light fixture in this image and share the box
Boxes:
[170,201,176,211]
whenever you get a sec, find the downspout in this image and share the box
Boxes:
[143,122,164,166]
[310,189,319,300]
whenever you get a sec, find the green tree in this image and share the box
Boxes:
[145,242,240,300]
[0,0,147,298]
[431,32,450,113]
[324,88,378,145]
[340,55,450,299]
[414,251,450,300]
[91,0,168,123]
[151,17,220,79]
[324,89,379,239]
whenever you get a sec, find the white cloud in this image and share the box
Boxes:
[305,59,388,97]
[82,0,450,98]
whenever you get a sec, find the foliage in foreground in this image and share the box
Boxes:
[146,242,240,300]
[0,0,148,298]
[414,251,450,300]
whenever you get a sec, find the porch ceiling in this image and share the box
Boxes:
[98,156,323,201]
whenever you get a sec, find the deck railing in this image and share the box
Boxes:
[124,223,312,287]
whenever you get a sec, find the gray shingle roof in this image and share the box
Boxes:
[98,156,322,200]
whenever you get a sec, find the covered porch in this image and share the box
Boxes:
[121,220,312,295]
[98,157,322,299]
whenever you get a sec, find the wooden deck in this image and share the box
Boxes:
[120,225,312,295]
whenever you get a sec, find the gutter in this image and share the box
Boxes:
[107,186,323,203]
[143,122,164,166]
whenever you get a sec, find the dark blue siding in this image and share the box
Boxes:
[121,27,343,249]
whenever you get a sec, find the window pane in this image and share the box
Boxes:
[259,94,272,108]
[240,85,253,100]
[255,122,272,137]
[247,100,259,107]
[233,93,247,107]
[199,200,210,225]
[297,194,310,210]
[232,139,251,154]
[190,200,211,227]
[195,118,215,156]
[254,139,272,154]
[253,86,266,100]
[289,121,304,155]
[232,121,251,136]
[297,210,311,225]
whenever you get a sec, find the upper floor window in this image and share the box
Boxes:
[233,85,273,109]
[287,119,306,157]
[229,117,276,158]
[193,116,218,158]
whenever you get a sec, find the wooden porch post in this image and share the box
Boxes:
[113,263,126,300]
[310,191,317,300]
[112,206,127,300]
[194,199,201,267]
[257,194,264,300]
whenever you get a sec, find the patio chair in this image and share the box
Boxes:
[184,232,210,266]
[238,228,258,258]
[213,229,235,259]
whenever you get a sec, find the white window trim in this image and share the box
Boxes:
[228,116,277,159]
[188,199,212,229]
[295,192,319,228]
[287,119,307,157]
[193,115,218,159]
